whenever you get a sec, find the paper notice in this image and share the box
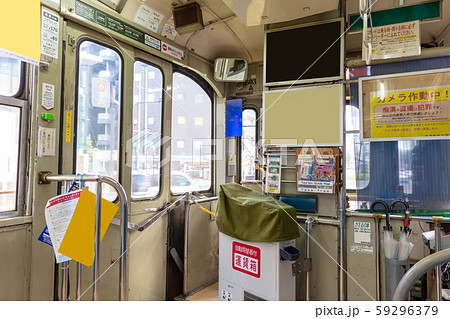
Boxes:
[134,3,164,33]
[37,126,56,157]
[353,220,371,244]
[45,191,82,263]
[41,8,60,59]
[42,83,55,110]
[161,16,177,41]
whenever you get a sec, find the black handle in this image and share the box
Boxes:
[390,199,409,212]
[370,200,391,230]
[390,199,411,233]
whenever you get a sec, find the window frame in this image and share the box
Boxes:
[240,106,259,183]
[344,102,371,193]
[0,96,29,217]
[131,59,165,201]
[73,38,124,198]
[170,67,214,195]
[0,57,26,99]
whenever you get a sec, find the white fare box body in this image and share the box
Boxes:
[218,232,297,301]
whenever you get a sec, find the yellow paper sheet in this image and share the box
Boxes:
[0,0,40,62]
[58,188,119,266]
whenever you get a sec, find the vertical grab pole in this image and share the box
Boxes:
[305,218,315,301]
[76,262,82,300]
[118,182,128,301]
[61,181,70,301]
[93,181,102,300]
[183,192,190,297]
[375,214,381,301]
[434,218,442,301]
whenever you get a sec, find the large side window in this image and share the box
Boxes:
[131,61,163,199]
[241,108,257,181]
[0,56,27,217]
[0,56,23,97]
[171,72,212,194]
[0,105,21,213]
[76,41,122,200]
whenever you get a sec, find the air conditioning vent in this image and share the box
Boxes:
[173,2,204,35]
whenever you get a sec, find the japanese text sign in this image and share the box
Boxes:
[361,70,450,141]
[232,241,261,278]
[370,87,450,139]
[364,20,420,60]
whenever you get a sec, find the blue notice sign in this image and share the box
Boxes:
[225,99,243,137]
[38,226,53,247]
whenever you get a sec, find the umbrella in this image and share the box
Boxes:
[390,199,413,262]
[370,200,398,259]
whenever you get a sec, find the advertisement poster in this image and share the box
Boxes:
[44,191,82,263]
[265,154,281,194]
[297,154,336,194]
[370,86,450,138]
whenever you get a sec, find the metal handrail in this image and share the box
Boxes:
[39,173,128,301]
[115,195,219,233]
[393,248,450,301]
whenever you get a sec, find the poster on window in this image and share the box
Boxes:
[361,69,450,141]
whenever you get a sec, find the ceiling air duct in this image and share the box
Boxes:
[173,2,204,35]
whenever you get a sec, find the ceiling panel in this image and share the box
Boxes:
[222,0,339,26]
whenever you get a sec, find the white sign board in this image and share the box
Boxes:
[91,77,110,108]
[364,20,421,60]
[41,8,60,59]
[42,83,55,110]
[353,220,371,245]
[350,244,373,254]
[134,4,164,34]
[145,34,161,50]
[161,41,185,60]
[37,126,56,157]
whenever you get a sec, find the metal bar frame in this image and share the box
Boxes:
[305,218,315,301]
[434,219,442,301]
[393,248,450,301]
[183,192,190,296]
[41,173,128,301]
[347,211,450,301]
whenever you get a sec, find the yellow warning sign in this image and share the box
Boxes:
[370,87,450,138]
[65,111,72,143]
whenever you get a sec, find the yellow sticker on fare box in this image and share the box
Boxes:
[370,87,450,139]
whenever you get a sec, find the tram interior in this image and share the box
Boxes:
[1,0,450,302]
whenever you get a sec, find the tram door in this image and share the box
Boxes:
[62,21,171,300]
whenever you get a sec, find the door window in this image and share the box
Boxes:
[76,41,122,200]
[131,61,163,199]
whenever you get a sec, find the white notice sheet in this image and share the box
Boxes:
[45,190,82,263]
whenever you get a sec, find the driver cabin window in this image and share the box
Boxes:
[170,72,212,194]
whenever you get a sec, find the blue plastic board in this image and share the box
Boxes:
[225,99,242,137]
